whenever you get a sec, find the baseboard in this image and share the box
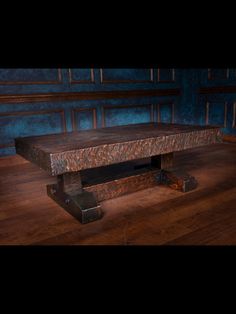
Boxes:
[222,135,236,143]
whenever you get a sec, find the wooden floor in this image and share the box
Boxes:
[0,142,235,245]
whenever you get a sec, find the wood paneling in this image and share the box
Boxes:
[200,86,236,94]
[100,69,154,83]
[205,101,227,127]
[233,102,236,128]
[157,69,175,83]
[71,108,97,131]
[0,109,66,149]
[208,69,229,80]
[68,69,95,84]
[0,69,62,85]
[157,102,174,123]
[101,104,154,127]
[0,89,181,104]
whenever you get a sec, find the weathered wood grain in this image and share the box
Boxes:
[0,143,235,244]
[84,167,161,202]
[15,123,222,175]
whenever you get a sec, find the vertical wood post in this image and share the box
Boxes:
[151,152,174,169]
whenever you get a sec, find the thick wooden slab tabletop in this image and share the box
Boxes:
[15,123,222,175]
[16,123,220,153]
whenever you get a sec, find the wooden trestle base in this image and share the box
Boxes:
[15,123,221,224]
[47,153,197,224]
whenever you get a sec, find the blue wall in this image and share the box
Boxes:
[176,69,236,136]
[0,68,235,157]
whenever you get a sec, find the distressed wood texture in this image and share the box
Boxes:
[0,143,236,245]
[15,123,222,176]
[84,167,161,202]
[160,169,198,192]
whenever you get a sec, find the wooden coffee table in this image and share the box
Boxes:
[15,123,222,224]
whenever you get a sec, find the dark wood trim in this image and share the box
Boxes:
[0,69,62,85]
[68,69,95,84]
[157,102,175,123]
[0,89,181,104]
[222,134,236,143]
[101,104,154,128]
[205,101,227,128]
[233,102,236,128]
[71,108,97,131]
[101,106,105,128]
[199,86,236,94]
[207,69,229,81]
[100,69,154,84]
[0,109,67,149]
[0,143,14,149]
[157,69,175,83]
[150,104,154,123]
[206,102,209,126]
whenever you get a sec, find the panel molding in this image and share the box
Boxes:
[157,102,175,123]
[207,69,229,80]
[101,104,154,127]
[0,109,66,149]
[71,108,97,131]
[0,69,62,85]
[200,86,236,94]
[205,101,227,128]
[68,69,95,84]
[233,102,236,128]
[0,89,181,104]
[157,69,175,83]
[100,69,154,84]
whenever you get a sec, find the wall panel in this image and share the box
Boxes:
[69,69,95,84]
[100,69,154,83]
[0,109,66,153]
[206,101,227,127]
[208,69,229,81]
[71,108,97,130]
[157,102,174,123]
[157,69,175,83]
[3,68,235,156]
[101,104,154,127]
[0,69,62,85]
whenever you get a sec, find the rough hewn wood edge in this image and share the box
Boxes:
[0,89,181,104]
[49,128,222,175]
[15,138,52,174]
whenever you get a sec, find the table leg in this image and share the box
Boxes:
[47,153,198,223]
[151,152,174,169]
[151,153,198,192]
[159,169,198,192]
[47,172,102,224]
